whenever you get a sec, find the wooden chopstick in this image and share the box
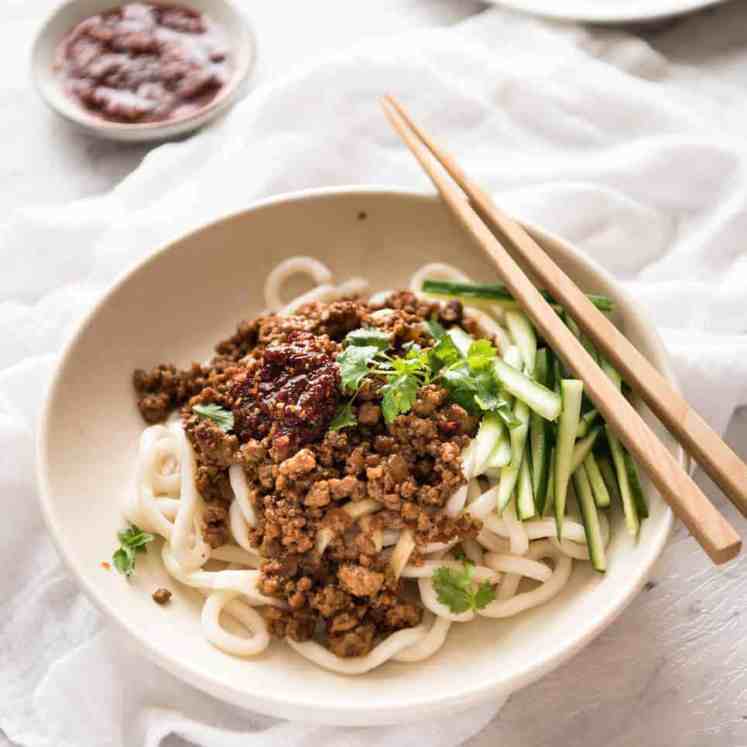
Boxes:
[381,95,742,565]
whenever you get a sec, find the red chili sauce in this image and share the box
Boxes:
[55,3,231,124]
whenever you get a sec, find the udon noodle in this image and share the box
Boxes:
[124,257,609,674]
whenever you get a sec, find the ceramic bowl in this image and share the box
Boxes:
[31,0,256,142]
[37,187,679,725]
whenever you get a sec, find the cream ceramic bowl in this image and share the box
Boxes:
[31,0,256,142]
[37,187,679,725]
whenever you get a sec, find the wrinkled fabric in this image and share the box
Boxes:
[3,6,747,747]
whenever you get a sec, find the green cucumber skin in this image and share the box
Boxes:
[584,452,611,509]
[530,350,552,513]
[573,465,607,573]
[554,380,584,539]
[623,450,649,519]
[606,425,640,537]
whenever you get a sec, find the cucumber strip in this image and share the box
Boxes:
[570,426,602,474]
[573,464,607,572]
[470,414,506,477]
[497,400,530,512]
[583,452,611,508]
[420,279,614,312]
[624,450,649,519]
[564,311,599,364]
[606,425,640,537]
[575,408,599,438]
[516,449,536,520]
[447,327,474,357]
[505,311,537,373]
[542,448,556,517]
[486,431,512,469]
[530,350,552,508]
[493,358,561,421]
[597,455,622,504]
[554,380,584,538]
[502,344,523,371]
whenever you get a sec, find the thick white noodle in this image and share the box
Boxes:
[483,515,589,546]
[478,541,573,618]
[229,464,256,527]
[382,529,400,547]
[390,529,416,580]
[125,425,181,539]
[421,538,460,554]
[202,591,270,656]
[229,499,256,554]
[317,498,382,555]
[408,262,470,293]
[335,277,369,298]
[368,290,395,306]
[170,428,210,571]
[476,528,511,553]
[550,511,610,559]
[393,614,452,663]
[467,484,500,520]
[210,544,261,568]
[287,624,429,675]
[162,545,286,609]
[265,256,334,311]
[483,553,552,582]
[503,500,529,556]
[463,537,484,566]
[401,560,499,583]
[445,483,469,517]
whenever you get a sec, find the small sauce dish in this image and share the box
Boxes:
[31,0,256,142]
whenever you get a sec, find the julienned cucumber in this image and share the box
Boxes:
[420,279,615,312]
[570,426,601,474]
[506,311,537,373]
[624,450,649,519]
[576,408,599,438]
[447,326,474,357]
[554,380,584,538]
[530,350,553,514]
[606,425,640,537]
[573,463,607,572]
[600,360,641,536]
[493,358,561,421]
[497,400,530,511]
[542,448,556,516]
[468,413,505,478]
[516,451,536,520]
[584,452,611,509]
[597,455,622,504]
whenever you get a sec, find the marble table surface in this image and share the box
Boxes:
[3,1,747,745]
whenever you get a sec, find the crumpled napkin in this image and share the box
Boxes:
[3,6,747,747]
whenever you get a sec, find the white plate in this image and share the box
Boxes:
[37,187,680,725]
[31,0,256,142]
[489,0,726,24]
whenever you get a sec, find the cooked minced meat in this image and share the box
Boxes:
[134,292,481,657]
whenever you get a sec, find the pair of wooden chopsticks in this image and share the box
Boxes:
[381,95,745,565]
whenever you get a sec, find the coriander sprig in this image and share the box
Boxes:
[432,560,496,613]
[112,524,155,577]
[332,322,517,430]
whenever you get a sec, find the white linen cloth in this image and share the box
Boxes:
[3,5,747,747]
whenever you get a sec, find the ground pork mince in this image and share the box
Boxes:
[133,291,482,658]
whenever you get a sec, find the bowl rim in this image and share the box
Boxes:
[30,0,257,139]
[36,185,678,720]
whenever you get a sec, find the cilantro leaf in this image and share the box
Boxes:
[343,327,391,350]
[329,401,357,431]
[113,524,154,577]
[193,403,234,433]
[474,580,497,610]
[467,339,497,371]
[381,373,419,423]
[432,561,496,613]
[337,344,381,394]
[426,319,462,369]
[432,566,473,613]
